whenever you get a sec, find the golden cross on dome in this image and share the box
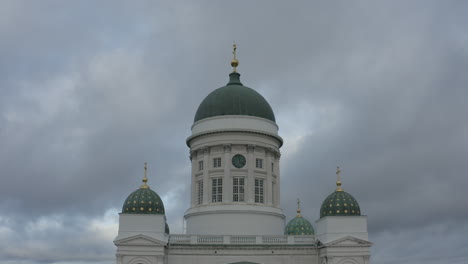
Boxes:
[141,162,149,189]
[336,166,343,192]
[231,43,239,72]
[297,198,302,216]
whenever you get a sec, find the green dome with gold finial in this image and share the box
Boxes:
[285,199,314,235]
[320,167,361,218]
[122,163,165,215]
[194,44,276,123]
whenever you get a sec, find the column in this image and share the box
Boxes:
[202,147,210,204]
[190,150,196,207]
[266,149,274,206]
[223,144,232,203]
[275,151,281,207]
[247,144,255,203]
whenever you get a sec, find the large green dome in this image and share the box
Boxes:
[194,72,276,123]
[320,190,361,218]
[285,213,314,235]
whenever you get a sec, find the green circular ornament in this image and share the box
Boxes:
[232,154,246,168]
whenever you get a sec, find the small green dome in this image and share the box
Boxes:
[122,186,165,215]
[194,72,276,123]
[285,214,315,235]
[320,190,361,218]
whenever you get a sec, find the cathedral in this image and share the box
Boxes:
[113,46,372,264]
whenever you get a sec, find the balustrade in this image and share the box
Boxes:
[169,234,315,245]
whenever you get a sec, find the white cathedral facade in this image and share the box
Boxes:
[113,47,372,264]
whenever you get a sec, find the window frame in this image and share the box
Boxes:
[213,157,222,168]
[255,158,263,169]
[211,178,223,202]
[197,180,203,205]
[232,177,245,202]
[255,178,264,203]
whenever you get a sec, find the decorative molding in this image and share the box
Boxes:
[186,130,283,148]
[323,236,372,248]
[114,234,167,246]
[275,152,281,160]
[224,144,232,153]
[336,257,359,264]
[202,147,210,155]
[266,148,275,157]
[128,256,153,264]
[253,169,267,175]
[247,144,255,153]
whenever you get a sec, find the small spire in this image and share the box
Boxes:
[296,198,302,217]
[231,43,239,72]
[336,166,343,192]
[141,162,149,189]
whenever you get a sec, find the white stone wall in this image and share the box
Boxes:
[167,245,318,264]
[191,115,279,136]
[185,115,284,235]
[189,143,281,207]
[316,216,371,264]
[315,216,369,244]
[115,214,168,242]
[184,205,285,235]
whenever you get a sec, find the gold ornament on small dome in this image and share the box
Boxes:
[231,43,239,72]
[335,166,343,192]
[296,198,302,217]
[141,162,149,189]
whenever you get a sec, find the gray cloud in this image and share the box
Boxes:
[0,1,467,263]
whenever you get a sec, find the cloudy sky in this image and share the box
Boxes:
[1,1,467,263]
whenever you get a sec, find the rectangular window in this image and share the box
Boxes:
[212,178,223,202]
[255,178,264,203]
[213,158,222,168]
[256,158,263,169]
[197,180,203,204]
[198,160,204,171]
[233,177,245,202]
[271,162,274,172]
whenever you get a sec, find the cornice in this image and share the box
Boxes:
[186,129,283,147]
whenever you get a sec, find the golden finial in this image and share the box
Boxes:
[231,43,239,72]
[141,162,149,189]
[297,198,302,217]
[336,166,343,192]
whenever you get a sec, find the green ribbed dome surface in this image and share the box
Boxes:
[194,72,276,122]
[122,187,165,214]
[320,190,361,218]
[285,215,314,235]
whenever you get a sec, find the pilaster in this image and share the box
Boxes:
[190,150,197,207]
[247,144,255,203]
[202,147,210,204]
[266,149,274,205]
[274,151,281,207]
[223,144,232,202]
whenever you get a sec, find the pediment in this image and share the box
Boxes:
[324,236,372,247]
[114,234,167,246]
